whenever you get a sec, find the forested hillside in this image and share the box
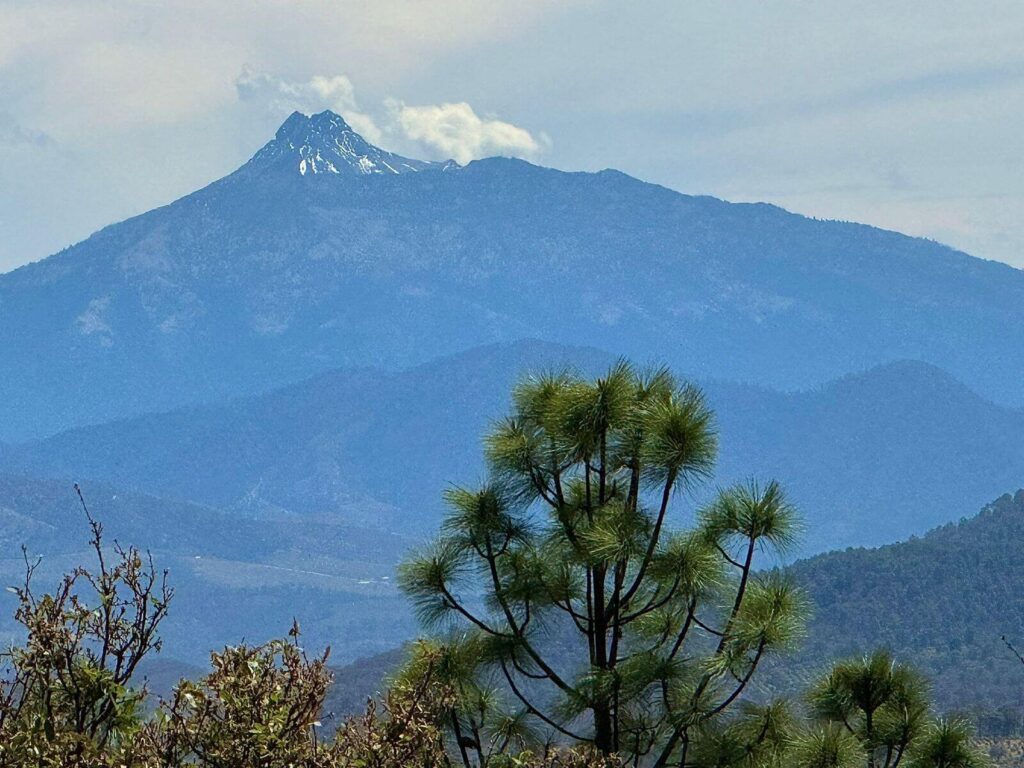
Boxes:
[785,490,1024,718]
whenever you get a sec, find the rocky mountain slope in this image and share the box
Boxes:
[3,111,1024,440]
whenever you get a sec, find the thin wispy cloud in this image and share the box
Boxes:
[235,68,385,144]
[646,59,1024,142]
[0,113,54,148]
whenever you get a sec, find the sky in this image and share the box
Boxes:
[1,0,1023,272]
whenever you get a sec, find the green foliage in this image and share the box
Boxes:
[700,480,799,554]
[787,490,1024,723]
[683,700,797,768]
[0,374,1003,768]
[0,489,170,767]
[803,652,991,768]
[142,625,331,767]
[0,522,598,768]
[399,361,806,765]
[788,723,865,768]
[904,719,992,768]
[808,651,926,765]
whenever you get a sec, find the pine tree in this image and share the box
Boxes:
[400,361,806,765]
[802,651,990,768]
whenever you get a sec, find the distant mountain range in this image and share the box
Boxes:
[0,472,415,664]
[3,110,1024,441]
[5,337,1022,667]
[3,339,1023,555]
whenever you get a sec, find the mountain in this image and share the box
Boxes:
[241,110,457,178]
[3,111,1024,440]
[4,340,1023,554]
[783,490,1024,719]
[712,359,1024,550]
[324,647,409,720]
[0,340,608,533]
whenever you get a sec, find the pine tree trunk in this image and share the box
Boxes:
[594,704,614,755]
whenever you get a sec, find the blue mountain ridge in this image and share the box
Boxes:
[2,111,1023,441]
[4,339,1022,557]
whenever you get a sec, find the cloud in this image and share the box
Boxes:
[235,68,358,116]
[236,68,545,164]
[235,67,383,144]
[387,100,544,164]
[0,113,54,148]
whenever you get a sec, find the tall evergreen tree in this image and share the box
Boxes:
[400,362,806,765]
[805,652,990,768]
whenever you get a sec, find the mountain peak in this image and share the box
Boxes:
[245,109,458,178]
[275,110,352,143]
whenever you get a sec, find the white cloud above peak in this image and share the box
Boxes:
[387,100,544,164]
[235,68,545,165]
[235,68,384,145]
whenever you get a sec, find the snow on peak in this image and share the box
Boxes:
[245,110,458,178]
